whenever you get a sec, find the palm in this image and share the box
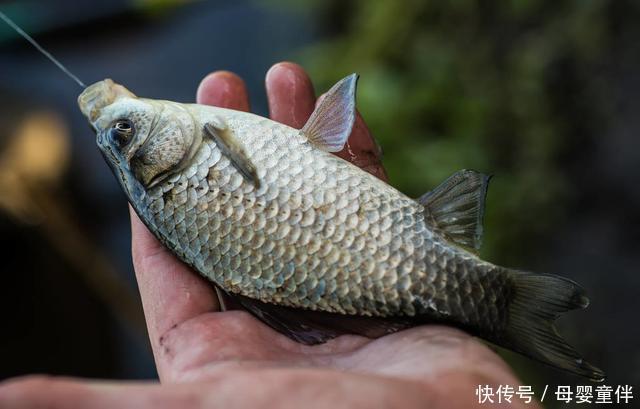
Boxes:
[0,63,532,409]
[151,305,516,385]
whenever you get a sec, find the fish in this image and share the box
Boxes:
[78,74,604,381]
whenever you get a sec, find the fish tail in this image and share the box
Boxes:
[500,270,605,381]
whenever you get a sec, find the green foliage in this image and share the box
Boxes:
[296,0,610,265]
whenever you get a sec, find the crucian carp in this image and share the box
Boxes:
[78,75,604,381]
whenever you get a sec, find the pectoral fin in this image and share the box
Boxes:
[301,74,358,152]
[418,169,491,253]
[204,121,260,189]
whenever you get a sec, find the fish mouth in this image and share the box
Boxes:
[78,79,136,122]
[99,146,145,204]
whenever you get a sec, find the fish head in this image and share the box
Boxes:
[79,79,199,201]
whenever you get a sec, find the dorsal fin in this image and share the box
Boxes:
[301,74,358,152]
[418,170,491,253]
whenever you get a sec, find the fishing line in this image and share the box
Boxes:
[0,10,86,89]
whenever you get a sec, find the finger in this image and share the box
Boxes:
[197,71,250,111]
[335,112,388,182]
[266,63,387,182]
[265,61,316,128]
[0,376,216,409]
[130,208,218,379]
[0,373,427,409]
[0,369,531,409]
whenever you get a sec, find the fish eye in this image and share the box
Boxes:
[110,119,135,146]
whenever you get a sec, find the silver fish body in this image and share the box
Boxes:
[141,107,506,326]
[79,76,603,381]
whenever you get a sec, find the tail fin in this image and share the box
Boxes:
[502,272,605,381]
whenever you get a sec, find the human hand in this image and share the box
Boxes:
[0,62,534,409]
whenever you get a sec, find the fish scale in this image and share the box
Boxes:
[79,75,604,380]
[135,110,493,328]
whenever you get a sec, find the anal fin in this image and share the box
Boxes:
[214,285,243,311]
[233,294,413,345]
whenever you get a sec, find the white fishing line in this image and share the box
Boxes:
[0,10,86,89]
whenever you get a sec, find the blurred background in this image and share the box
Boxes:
[0,0,638,406]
